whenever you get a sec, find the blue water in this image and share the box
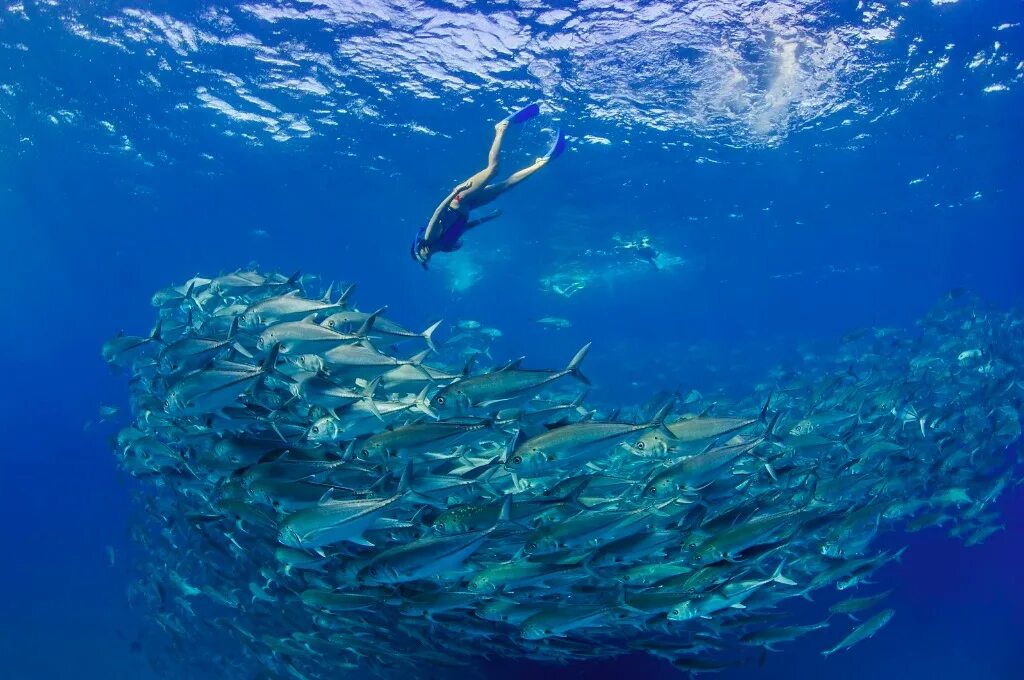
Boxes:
[2,1,1022,678]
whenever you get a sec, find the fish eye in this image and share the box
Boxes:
[369,568,377,576]
[645,486,656,495]
[360,449,369,458]
[436,396,446,405]
[693,554,702,562]
[526,542,537,551]
[512,456,522,465]
[327,320,335,328]
[670,608,680,617]
[312,426,319,434]
[636,441,646,450]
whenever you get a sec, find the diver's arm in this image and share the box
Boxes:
[422,181,472,244]
[465,209,502,230]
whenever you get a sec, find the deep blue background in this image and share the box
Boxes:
[1,1,1022,678]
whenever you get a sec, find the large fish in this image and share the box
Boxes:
[430,344,591,415]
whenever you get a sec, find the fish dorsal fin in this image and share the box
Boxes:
[320,282,334,304]
[544,417,571,430]
[397,461,413,494]
[502,429,521,464]
[356,308,385,337]
[337,283,357,306]
[501,357,526,371]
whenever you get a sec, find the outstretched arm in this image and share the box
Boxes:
[422,180,472,244]
[465,209,502,231]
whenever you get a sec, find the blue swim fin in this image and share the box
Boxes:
[543,128,567,161]
[502,102,540,126]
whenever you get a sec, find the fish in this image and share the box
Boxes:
[430,343,591,415]
[507,401,675,478]
[821,609,895,656]
[829,590,892,618]
[536,317,572,330]
[102,270,1024,676]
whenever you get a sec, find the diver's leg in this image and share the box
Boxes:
[463,158,547,209]
[456,123,509,204]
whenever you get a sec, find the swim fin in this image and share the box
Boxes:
[543,128,567,161]
[502,102,541,126]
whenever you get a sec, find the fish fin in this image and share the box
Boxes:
[372,517,414,530]
[337,283,356,307]
[497,494,512,523]
[758,391,774,422]
[478,397,515,408]
[261,343,281,372]
[461,354,477,376]
[566,342,591,385]
[150,319,164,343]
[730,603,746,609]
[502,429,521,465]
[320,282,334,304]
[648,399,676,428]
[413,385,437,419]
[409,349,431,364]
[397,462,413,494]
[543,417,571,430]
[501,357,526,371]
[771,561,797,586]
[763,411,783,444]
[356,308,385,337]
[348,535,375,547]
[421,319,442,353]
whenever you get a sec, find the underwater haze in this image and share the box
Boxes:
[2,1,1023,679]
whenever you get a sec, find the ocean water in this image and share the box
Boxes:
[2,1,1022,678]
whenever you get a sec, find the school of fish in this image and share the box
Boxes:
[104,271,1023,678]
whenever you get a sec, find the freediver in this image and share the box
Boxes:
[412,103,566,269]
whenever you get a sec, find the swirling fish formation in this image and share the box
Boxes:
[105,271,1022,678]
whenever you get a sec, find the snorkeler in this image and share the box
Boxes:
[412,103,566,268]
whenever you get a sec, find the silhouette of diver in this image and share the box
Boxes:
[412,103,566,269]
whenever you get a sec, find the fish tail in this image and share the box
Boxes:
[763,411,783,444]
[566,342,592,385]
[758,391,774,422]
[421,319,443,353]
[771,561,797,586]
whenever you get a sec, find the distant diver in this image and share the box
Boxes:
[412,102,566,269]
[613,233,660,268]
